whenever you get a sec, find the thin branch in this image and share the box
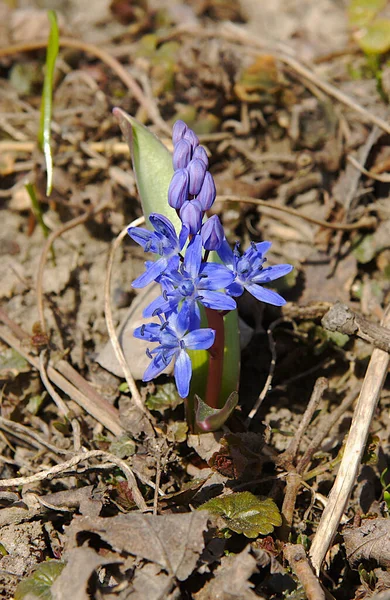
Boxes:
[0,38,169,135]
[0,416,70,456]
[309,306,390,574]
[216,195,376,231]
[284,544,325,600]
[246,318,294,425]
[0,449,148,512]
[39,350,69,416]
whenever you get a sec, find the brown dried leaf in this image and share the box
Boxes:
[343,518,390,569]
[194,547,260,600]
[67,512,209,580]
[51,547,119,600]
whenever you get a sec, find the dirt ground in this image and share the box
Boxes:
[0,0,390,598]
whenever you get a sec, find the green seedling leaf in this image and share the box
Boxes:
[348,0,387,28]
[112,108,180,230]
[38,10,59,196]
[166,420,188,442]
[356,19,390,54]
[384,490,390,511]
[15,560,65,600]
[199,491,282,538]
[195,392,238,432]
[25,184,52,251]
[109,435,136,459]
[146,382,183,413]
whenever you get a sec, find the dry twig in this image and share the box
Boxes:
[322,302,390,352]
[284,543,325,600]
[216,196,376,231]
[309,306,390,574]
[0,449,148,512]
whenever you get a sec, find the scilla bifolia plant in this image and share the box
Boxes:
[113,109,293,431]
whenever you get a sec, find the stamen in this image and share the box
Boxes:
[146,348,153,359]
[141,324,146,336]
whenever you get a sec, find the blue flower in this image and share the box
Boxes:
[144,234,236,328]
[128,213,187,288]
[217,240,293,306]
[134,305,215,397]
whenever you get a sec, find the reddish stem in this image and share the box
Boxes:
[204,308,225,409]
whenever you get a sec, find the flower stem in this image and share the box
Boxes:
[204,308,225,409]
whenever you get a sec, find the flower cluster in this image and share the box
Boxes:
[128,121,293,397]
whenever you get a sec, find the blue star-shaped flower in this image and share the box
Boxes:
[134,304,215,397]
[128,213,187,288]
[143,235,236,328]
[217,239,293,306]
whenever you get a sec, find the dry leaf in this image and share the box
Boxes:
[67,512,209,580]
[343,518,390,568]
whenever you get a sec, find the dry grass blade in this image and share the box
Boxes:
[284,543,325,600]
[0,38,170,135]
[309,306,390,574]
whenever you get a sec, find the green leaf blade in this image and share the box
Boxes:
[38,10,59,196]
[199,491,282,538]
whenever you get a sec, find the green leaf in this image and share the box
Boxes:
[0,347,30,379]
[357,19,390,54]
[112,108,180,230]
[146,382,183,413]
[166,420,188,442]
[25,183,51,243]
[195,392,238,432]
[109,435,136,459]
[199,491,282,538]
[38,10,59,196]
[15,560,65,600]
[348,0,387,28]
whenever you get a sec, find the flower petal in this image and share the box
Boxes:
[184,328,215,350]
[143,294,173,318]
[133,323,161,342]
[143,353,170,381]
[149,213,177,247]
[200,290,237,311]
[174,350,192,398]
[217,239,235,268]
[127,226,153,250]
[245,283,286,306]
[226,281,244,297]
[252,264,293,283]
[199,263,235,290]
[132,257,168,288]
[184,234,202,278]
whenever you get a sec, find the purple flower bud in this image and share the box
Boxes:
[201,215,224,250]
[172,120,188,145]
[179,199,203,234]
[168,168,190,209]
[173,139,192,170]
[193,145,209,168]
[187,158,207,195]
[183,129,199,151]
[196,171,216,211]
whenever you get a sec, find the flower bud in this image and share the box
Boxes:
[179,199,203,234]
[173,139,192,170]
[168,168,190,209]
[196,171,216,211]
[183,129,199,151]
[172,120,188,145]
[201,215,224,250]
[187,158,207,195]
[193,145,209,168]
